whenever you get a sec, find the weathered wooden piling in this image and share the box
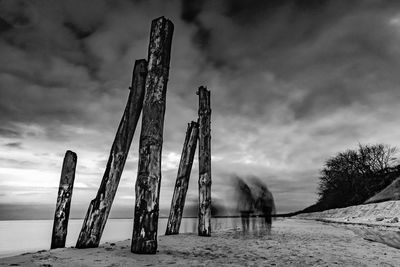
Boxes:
[131,17,174,254]
[76,59,147,248]
[165,121,199,235]
[197,86,211,236]
[51,150,77,249]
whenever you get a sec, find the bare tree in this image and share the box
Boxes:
[318,143,399,209]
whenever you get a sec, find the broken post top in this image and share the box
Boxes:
[197,86,211,115]
[147,17,174,75]
[61,151,77,184]
[65,150,77,160]
[130,59,147,90]
[188,121,198,128]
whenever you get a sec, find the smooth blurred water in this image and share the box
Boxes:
[0,217,239,258]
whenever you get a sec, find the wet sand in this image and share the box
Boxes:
[1,219,399,266]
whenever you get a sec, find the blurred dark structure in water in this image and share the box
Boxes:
[236,177,254,234]
[250,176,276,234]
[233,175,276,235]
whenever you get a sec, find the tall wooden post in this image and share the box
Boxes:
[165,121,199,235]
[131,17,174,254]
[51,150,77,249]
[197,86,211,236]
[76,59,147,248]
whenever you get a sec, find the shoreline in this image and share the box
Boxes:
[1,218,399,266]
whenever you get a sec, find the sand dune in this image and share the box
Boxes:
[365,178,400,204]
[1,219,399,266]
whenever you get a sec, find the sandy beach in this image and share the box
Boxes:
[1,218,399,266]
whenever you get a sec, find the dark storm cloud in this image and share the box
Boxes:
[60,0,108,39]
[178,0,400,121]
[0,128,20,138]
[181,0,334,67]
[0,0,34,29]
[63,21,98,40]
[180,0,210,49]
[223,0,329,25]
[0,0,153,135]
[181,0,204,22]
[0,1,97,126]
[0,17,12,32]
[1,0,400,132]
[0,157,36,169]
[4,142,22,148]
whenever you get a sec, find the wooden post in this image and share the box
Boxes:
[165,121,199,235]
[197,86,211,236]
[76,59,147,248]
[131,17,174,254]
[51,150,77,249]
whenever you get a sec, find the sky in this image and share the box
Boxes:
[2,0,400,219]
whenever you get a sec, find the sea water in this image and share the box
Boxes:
[0,217,239,258]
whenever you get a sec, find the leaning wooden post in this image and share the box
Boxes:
[51,150,77,249]
[197,86,211,236]
[165,121,199,235]
[76,59,147,248]
[131,17,174,254]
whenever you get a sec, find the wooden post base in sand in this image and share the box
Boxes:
[166,121,199,235]
[197,86,212,237]
[51,150,77,249]
[131,17,174,254]
[76,59,147,248]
